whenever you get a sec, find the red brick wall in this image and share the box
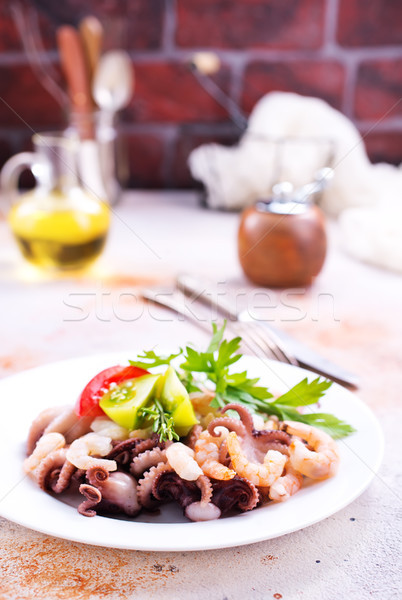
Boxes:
[0,0,401,188]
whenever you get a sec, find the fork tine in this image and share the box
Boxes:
[247,323,291,363]
[234,322,285,362]
[230,321,298,366]
[248,322,298,365]
[235,326,273,360]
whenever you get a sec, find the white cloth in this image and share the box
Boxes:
[189,92,402,273]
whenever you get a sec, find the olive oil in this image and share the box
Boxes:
[8,189,110,269]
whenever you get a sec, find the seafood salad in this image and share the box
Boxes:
[24,324,354,522]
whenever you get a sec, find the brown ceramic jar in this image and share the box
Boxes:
[238,200,327,287]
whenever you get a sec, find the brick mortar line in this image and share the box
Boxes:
[322,0,340,46]
[116,122,240,135]
[229,61,247,107]
[0,50,59,66]
[116,123,179,136]
[357,118,402,131]
[161,0,177,54]
[1,120,401,140]
[160,125,179,187]
[127,47,402,62]
[342,60,359,119]
[0,46,401,68]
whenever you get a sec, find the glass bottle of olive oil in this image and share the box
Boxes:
[8,188,110,269]
[1,132,111,270]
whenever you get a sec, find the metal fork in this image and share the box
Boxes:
[175,276,299,366]
[227,320,298,366]
[142,286,297,365]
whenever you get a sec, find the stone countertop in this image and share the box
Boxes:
[0,191,401,600]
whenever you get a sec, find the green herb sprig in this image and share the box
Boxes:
[129,349,182,370]
[180,322,355,439]
[130,322,355,439]
[139,399,180,442]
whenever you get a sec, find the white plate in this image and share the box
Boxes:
[0,352,383,551]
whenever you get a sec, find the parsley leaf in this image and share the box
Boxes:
[129,349,182,370]
[182,322,274,411]
[272,377,332,407]
[265,402,355,439]
[206,322,226,353]
[180,346,213,373]
[300,413,356,439]
[263,377,356,438]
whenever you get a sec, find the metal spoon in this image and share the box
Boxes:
[92,50,134,113]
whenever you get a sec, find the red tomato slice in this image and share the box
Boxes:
[75,365,149,418]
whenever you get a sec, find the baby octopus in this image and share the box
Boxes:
[79,466,140,517]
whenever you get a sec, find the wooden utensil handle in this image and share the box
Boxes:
[79,16,103,85]
[57,25,94,139]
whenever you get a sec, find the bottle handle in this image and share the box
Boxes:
[0,152,52,200]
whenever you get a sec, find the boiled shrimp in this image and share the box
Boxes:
[66,432,117,471]
[24,432,65,473]
[283,421,340,480]
[269,461,303,502]
[166,442,203,481]
[194,430,236,480]
[226,431,286,487]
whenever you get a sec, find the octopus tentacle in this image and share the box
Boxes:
[152,469,200,509]
[196,475,213,504]
[212,475,259,513]
[208,417,247,438]
[78,484,102,517]
[34,448,76,494]
[26,406,68,455]
[221,404,254,435]
[251,430,291,456]
[259,440,289,456]
[86,465,109,487]
[130,448,167,478]
[253,429,291,444]
[105,438,141,465]
[185,475,221,521]
[137,463,172,509]
[49,460,76,494]
[73,468,87,484]
[131,434,166,459]
[220,403,291,455]
[185,425,203,450]
[218,439,231,466]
